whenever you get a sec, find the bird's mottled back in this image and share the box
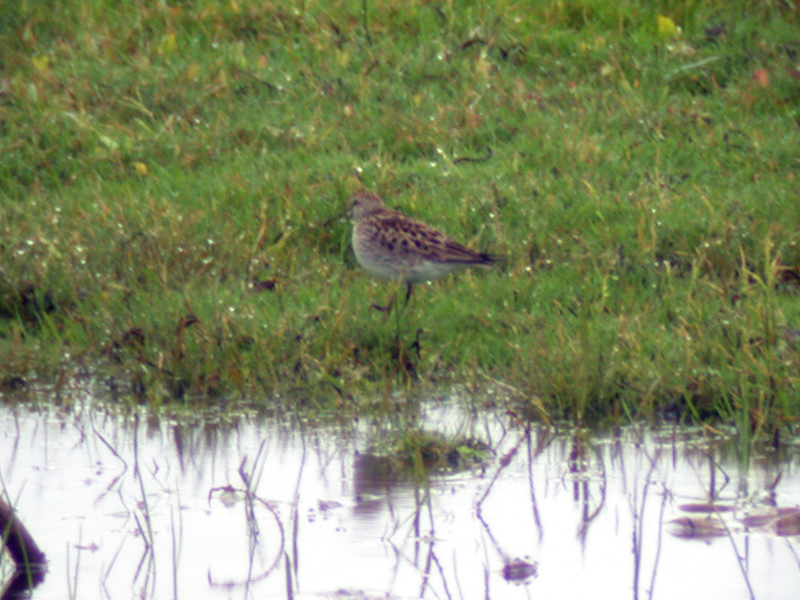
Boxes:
[349,190,500,290]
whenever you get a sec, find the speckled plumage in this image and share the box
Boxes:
[350,190,500,288]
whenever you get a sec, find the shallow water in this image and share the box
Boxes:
[1,397,799,600]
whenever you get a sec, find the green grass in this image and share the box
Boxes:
[1,0,800,434]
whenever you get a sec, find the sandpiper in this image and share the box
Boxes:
[350,190,500,307]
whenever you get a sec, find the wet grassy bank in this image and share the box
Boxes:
[1,0,800,433]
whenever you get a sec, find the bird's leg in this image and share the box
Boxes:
[404,283,414,304]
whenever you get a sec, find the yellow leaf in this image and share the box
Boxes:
[159,32,177,54]
[32,55,50,71]
[657,15,679,39]
[133,161,148,176]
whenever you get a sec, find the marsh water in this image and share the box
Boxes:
[1,391,800,600]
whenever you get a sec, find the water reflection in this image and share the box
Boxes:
[0,400,799,599]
